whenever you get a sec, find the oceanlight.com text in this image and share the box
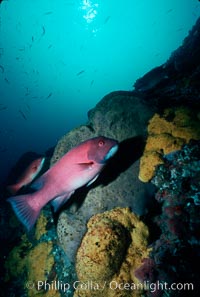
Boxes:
[25,280,194,293]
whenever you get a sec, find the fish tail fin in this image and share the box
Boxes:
[6,183,21,195]
[7,194,41,231]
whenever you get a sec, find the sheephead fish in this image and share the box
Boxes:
[7,157,45,195]
[8,136,118,231]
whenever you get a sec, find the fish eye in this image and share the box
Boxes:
[98,140,105,147]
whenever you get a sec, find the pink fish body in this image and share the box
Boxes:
[7,157,45,194]
[8,136,118,230]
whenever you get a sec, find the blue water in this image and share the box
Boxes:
[0,0,200,184]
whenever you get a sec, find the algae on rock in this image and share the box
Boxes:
[139,106,200,182]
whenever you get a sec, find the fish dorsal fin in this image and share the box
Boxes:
[51,191,74,212]
[7,183,21,195]
[86,174,100,187]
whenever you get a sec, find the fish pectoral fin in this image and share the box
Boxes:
[51,191,74,212]
[30,176,45,190]
[86,174,100,187]
[77,161,94,170]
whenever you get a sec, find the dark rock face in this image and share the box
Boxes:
[87,91,155,138]
[133,65,169,92]
[54,93,155,262]
[134,17,200,110]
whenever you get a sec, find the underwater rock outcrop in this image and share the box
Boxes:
[139,106,200,182]
[51,91,153,165]
[74,207,150,297]
[134,18,200,110]
[136,140,200,297]
[54,92,155,262]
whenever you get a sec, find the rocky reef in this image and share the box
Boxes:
[135,140,200,297]
[2,16,200,297]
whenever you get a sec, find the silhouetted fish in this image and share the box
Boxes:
[44,11,53,15]
[46,92,52,99]
[0,65,4,73]
[4,78,10,84]
[7,157,45,194]
[104,16,111,24]
[19,110,27,120]
[0,106,7,111]
[166,9,173,14]
[41,26,45,36]
[26,104,31,111]
[76,70,85,76]
[8,137,118,230]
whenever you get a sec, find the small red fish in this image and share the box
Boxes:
[8,136,118,230]
[7,157,45,195]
